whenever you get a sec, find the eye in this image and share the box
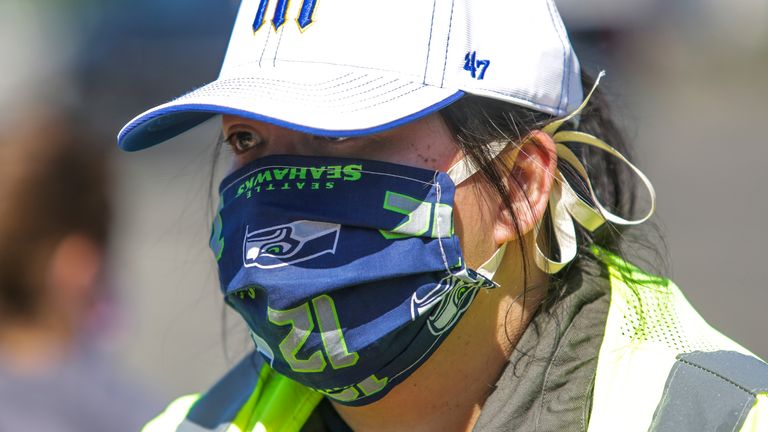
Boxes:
[313,135,350,143]
[224,131,264,154]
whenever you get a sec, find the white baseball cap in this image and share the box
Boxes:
[118,0,582,151]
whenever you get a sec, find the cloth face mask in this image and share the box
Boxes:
[210,154,505,406]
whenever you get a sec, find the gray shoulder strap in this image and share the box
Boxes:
[650,350,768,432]
[186,352,264,430]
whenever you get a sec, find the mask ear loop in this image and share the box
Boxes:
[446,141,509,185]
[534,71,657,274]
[445,72,657,278]
[446,142,515,284]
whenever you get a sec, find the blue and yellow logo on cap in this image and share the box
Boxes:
[253,0,319,33]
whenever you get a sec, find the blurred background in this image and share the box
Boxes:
[0,0,766,428]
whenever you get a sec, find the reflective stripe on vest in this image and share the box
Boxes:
[650,351,768,431]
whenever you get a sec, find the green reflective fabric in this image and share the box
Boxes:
[142,394,201,432]
[142,365,322,432]
[242,364,323,432]
[588,246,764,432]
[741,394,768,432]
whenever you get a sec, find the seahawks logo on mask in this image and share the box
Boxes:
[426,278,480,336]
[410,270,495,336]
[243,220,341,269]
[410,276,455,320]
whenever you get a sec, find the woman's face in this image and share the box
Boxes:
[221,113,501,269]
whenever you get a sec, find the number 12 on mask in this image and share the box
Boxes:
[268,294,359,373]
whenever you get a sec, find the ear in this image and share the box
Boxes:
[492,131,557,245]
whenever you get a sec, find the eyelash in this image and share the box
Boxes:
[222,131,352,155]
[315,136,350,143]
[223,131,263,154]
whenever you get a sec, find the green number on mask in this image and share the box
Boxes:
[379,191,432,239]
[379,191,453,240]
[268,295,359,373]
[268,303,326,373]
[313,295,359,369]
[358,374,388,396]
[319,374,389,402]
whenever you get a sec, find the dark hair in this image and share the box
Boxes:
[440,70,660,312]
[0,113,111,321]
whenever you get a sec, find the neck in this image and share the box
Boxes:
[333,246,546,432]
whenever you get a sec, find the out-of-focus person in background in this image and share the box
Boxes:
[0,1,162,430]
[0,110,161,431]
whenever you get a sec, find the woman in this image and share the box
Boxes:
[119,0,768,430]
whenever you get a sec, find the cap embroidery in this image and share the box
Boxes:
[463,51,491,80]
[253,0,319,33]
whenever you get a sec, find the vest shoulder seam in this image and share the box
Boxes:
[677,357,756,396]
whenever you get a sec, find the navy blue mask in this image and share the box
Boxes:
[210,154,503,406]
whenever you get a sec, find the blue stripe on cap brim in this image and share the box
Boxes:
[118,92,466,152]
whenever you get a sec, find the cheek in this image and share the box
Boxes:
[380,114,463,171]
[399,139,459,172]
[360,147,456,171]
[452,180,499,269]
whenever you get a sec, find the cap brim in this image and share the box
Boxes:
[118,64,464,151]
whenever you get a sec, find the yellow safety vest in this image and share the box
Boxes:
[144,248,768,431]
